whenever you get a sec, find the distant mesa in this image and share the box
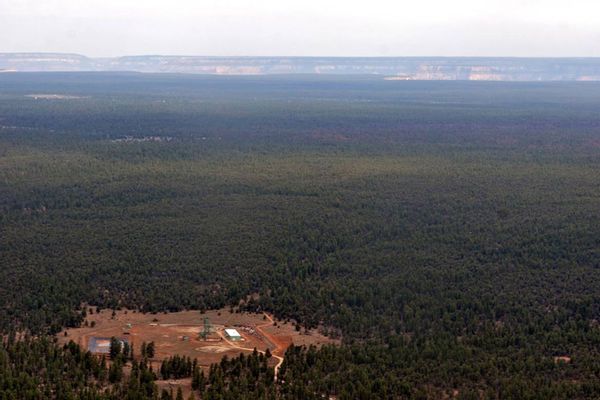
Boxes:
[2,53,600,81]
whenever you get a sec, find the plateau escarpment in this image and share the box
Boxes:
[1,53,600,80]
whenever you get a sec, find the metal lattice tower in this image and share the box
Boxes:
[199,317,212,340]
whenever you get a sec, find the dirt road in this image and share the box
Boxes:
[218,313,286,380]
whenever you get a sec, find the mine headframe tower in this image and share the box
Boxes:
[199,317,212,340]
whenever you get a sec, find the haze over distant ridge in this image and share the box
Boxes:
[2,53,600,81]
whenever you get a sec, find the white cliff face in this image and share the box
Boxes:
[1,53,600,80]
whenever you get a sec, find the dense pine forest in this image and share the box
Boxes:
[2,73,600,398]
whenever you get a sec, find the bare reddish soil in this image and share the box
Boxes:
[58,308,338,397]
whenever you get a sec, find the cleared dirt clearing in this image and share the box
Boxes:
[58,308,338,396]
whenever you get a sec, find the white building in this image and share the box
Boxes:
[224,328,242,341]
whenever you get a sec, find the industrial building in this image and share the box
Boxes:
[224,328,242,341]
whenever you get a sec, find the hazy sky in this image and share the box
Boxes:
[1,0,599,57]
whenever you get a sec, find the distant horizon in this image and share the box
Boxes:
[3,52,600,60]
[4,54,600,81]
